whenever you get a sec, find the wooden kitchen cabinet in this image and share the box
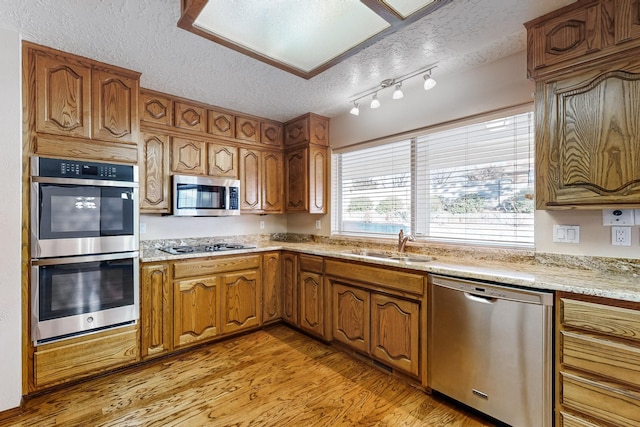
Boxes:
[208,142,238,178]
[140,263,171,358]
[261,120,283,147]
[262,252,282,324]
[236,116,260,144]
[220,269,261,334]
[28,42,140,162]
[281,252,298,324]
[527,1,640,209]
[171,137,207,175]
[556,292,640,426]
[284,113,329,147]
[534,57,640,208]
[298,254,326,339]
[325,259,426,381]
[174,101,206,133]
[240,148,283,213]
[332,283,370,354]
[140,89,173,126]
[285,145,327,213]
[173,276,220,349]
[208,108,235,138]
[371,293,420,377]
[91,68,139,144]
[140,132,171,213]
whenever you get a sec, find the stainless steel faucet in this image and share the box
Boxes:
[398,229,414,252]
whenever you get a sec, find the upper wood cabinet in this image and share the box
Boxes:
[527,1,640,208]
[262,150,283,213]
[285,145,327,213]
[284,113,329,147]
[140,90,173,126]
[525,0,640,80]
[140,132,171,213]
[239,148,283,213]
[535,59,640,208]
[208,109,235,138]
[29,43,140,153]
[261,120,283,147]
[171,137,207,175]
[239,148,262,211]
[236,116,260,144]
[208,143,238,178]
[175,101,207,133]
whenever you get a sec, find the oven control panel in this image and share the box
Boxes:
[33,157,137,182]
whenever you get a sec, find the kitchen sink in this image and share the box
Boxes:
[348,249,434,263]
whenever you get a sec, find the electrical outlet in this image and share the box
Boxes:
[259,220,265,230]
[612,226,631,246]
[315,220,321,230]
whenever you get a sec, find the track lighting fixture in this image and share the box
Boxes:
[370,93,381,109]
[348,64,437,116]
[350,101,360,116]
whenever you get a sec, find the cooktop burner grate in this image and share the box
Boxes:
[159,243,256,255]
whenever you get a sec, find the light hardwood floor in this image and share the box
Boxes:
[4,325,495,426]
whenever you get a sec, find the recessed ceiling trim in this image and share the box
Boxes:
[177,0,453,80]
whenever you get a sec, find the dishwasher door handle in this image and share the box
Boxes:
[464,292,497,304]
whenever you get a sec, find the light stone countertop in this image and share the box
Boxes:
[141,241,640,303]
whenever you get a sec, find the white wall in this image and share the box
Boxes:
[0,27,23,412]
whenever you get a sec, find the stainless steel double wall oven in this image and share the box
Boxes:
[30,156,140,344]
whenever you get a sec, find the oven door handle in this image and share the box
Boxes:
[31,251,139,265]
[32,176,139,188]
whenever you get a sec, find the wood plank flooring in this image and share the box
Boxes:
[4,325,495,426]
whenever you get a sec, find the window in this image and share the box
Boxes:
[332,109,534,246]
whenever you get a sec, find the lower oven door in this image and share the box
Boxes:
[31,251,139,345]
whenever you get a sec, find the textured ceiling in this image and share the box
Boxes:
[0,0,574,122]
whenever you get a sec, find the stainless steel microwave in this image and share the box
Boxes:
[172,175,240,216]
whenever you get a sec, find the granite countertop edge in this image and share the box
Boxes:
[140,242,640,303]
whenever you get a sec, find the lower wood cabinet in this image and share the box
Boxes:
[281,252,298,324]
[326,259,426,382]
[33,325,139,389]
[556,292,640,426]
[173,276,220,349]
[220,269,261,334]
[262,252,282,324]
[141,262,171,358]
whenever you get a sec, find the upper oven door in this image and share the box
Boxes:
[31,178,139,258]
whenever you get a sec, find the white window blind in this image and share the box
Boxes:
[332,110,535,246]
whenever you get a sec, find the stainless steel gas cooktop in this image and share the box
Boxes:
[159,243,256,255]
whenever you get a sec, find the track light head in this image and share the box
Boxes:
[423,71,437,90]
[392,83,404,100]
[370,93,381,109]
[350,102,360,116]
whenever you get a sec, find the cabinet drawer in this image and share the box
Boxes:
[34,326,138,387]
[560,371,640,426]
[325,260,424,296]
[561,330,640,387]
[559,411,605,427]
[299,254,323,273]
[173,255,260,279]
[561,298,640,342]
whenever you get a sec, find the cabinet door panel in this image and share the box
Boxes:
[173,277,219,348]
[262,150,283,213]
[282,253,298,324]
[208,143,238,178]
[92,69,138,143]
[239,148,261,211]
[285,148,308,212]
[236,116,259,144]
[171,137,206,175]
[332,283,370,354]
[371,293,419,376]
[208,109,235,138]
[35,53,91,138]
[221,270,261,334]
[140,91,173,126]
[309,145,327,214]
[141,264,171,357]
[263,252,282,323]
[175,101,206,133]
[140,132,170,213]
[299,270,324,337]
[284,116,308,146]
[261,120,283,147]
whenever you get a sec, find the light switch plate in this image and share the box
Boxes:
[553,225,580,243]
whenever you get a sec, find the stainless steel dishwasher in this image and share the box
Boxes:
[429,274,553,427]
